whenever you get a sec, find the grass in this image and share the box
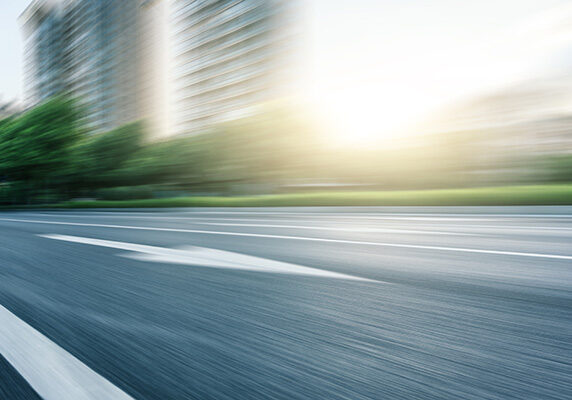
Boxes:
[31,184,572,208]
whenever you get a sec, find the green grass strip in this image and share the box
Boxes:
[34,184,572,208]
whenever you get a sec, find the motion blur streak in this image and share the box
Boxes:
[0,207,571,399]
[2,0,572,398]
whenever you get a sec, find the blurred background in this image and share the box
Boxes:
[1,0,572,205]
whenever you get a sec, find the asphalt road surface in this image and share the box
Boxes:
[0,206,571,400]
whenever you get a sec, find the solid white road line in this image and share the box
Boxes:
[196,221,572,231]
[174,211,572,217]
[39,234,373,282]
[182,211,572,219]
[18,213,496,222]
[20,211,572,218]
[192,222,475,235]
[1,217,571,260]
[0,305,133,400]
[6,214,477,235]
[16,214,572,232]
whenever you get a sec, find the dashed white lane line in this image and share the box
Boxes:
[0,217,571,260]
[0,305,134,400]
[38,234,374,282]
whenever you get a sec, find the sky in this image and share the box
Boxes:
[2,0,572,142]
[308,0,572,143]
[0,0,25,103]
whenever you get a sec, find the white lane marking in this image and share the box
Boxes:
[175,211,572,218]
[13,213,484,227]
[205,219,572,232]
[192,222,475,236]
[38,234,373,282]
[1,217,571,260]
[16,213,497,222]
[437,224,572,231]
[18,211,572,219]
[202,221,572,231]
[0,305,133,400]
[16,214,572,232]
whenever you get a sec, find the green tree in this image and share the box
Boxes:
[69,122,144,192]
[111,134,211,188]
[0,97,79,203]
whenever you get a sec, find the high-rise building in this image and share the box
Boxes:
[170,0,299,136]
[20,0,65,108]
[20,0,299,137]
[20,0,143,133]
[61,0,142,132]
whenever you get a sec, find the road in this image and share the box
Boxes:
[0,206,570,399]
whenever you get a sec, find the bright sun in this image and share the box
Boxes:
[312,83,433,147]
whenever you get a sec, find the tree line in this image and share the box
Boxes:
[0,97,570,205]
[0,98,318,204]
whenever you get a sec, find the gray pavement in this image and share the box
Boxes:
[0,207,571,399]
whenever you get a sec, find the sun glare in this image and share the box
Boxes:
[302,0,560,149]
[312,84,434,148]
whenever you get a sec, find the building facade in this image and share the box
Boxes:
[21,0,65,107]
[170,0,298,136]
[20,0,143,133]
[20,0,299,137]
